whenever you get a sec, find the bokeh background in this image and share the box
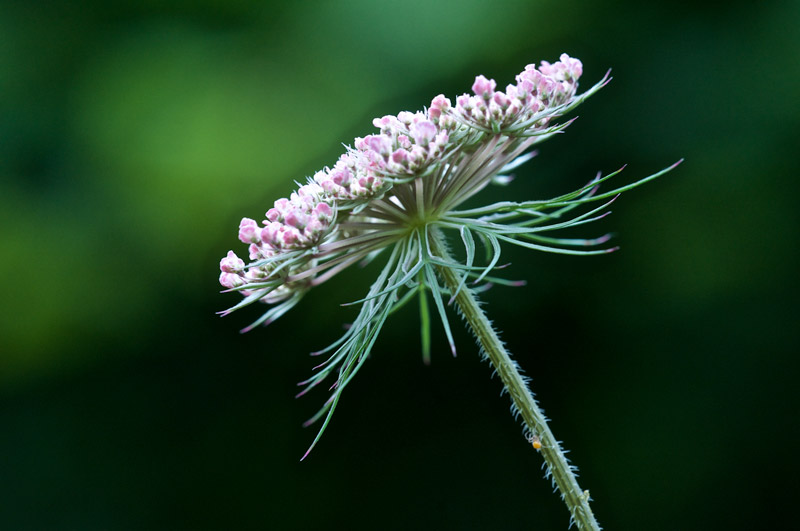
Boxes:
[2,1,798,529]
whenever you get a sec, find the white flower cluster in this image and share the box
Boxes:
[454,53,583,132]
[220,54,587,303]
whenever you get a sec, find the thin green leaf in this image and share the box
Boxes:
[474,231,502,285]
[520,233,613,247]
[218,285,279,316]
[386,284,421,316]
[423,263,457,357]
[544,159,683,207]
[240,291,304,333]
[449,225,475,304]
[418,271,431,365]
[340,240,423,306]
[491,232,617,256]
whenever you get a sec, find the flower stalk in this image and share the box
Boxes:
[217,53,680,529]
[428,228,600,530]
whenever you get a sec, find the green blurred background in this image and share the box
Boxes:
[2,1,798,529]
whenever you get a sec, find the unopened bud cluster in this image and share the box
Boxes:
[456,54,583,132]
[220,54,588,308]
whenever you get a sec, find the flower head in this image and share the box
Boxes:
[218,54,681,457]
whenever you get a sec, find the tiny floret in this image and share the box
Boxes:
[220,250,244,273]
[238,218,260,244]
[472,75,497,100]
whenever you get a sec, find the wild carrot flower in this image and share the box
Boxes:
[219,53,680,530]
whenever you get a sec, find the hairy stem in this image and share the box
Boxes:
[428,228,601,531]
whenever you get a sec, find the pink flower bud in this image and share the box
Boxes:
[358,135,392,156]
[397,111,415,125]
[438,114,455,130]
[391,148,409,165]
[220,250,245,273]
[219,271,244,289]
[285,211,306,229]
[271,198,291,219]
[516,78,534,97]
[318,179,336,194]
[489,100,503,120]
[429,95,451,121]
[282,229,299,246]
[304,218,324,238]
[493,91,511,109]
[330,166,351,186]
[410,120,437,146]
[430,131,449,156]
[261,223,282,247]
[238,218,261,244]
[266,208,281,222]
[472,75,496,100]
[372,115,395,130]
[408,146,426,167]
[314,201,332,218]
[560,53,583,78]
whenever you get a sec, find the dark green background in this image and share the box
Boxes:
[2,1,797,529]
